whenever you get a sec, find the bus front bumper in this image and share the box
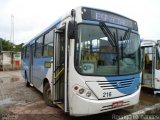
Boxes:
[69,87,140,116]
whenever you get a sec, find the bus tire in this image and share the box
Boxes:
[43,82,54,107]
[25,72,30,87]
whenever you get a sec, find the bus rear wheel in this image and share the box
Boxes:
[43,82,54,107]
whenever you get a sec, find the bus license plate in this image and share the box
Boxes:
[112,101,123,108]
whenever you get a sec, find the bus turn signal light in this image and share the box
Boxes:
[74,86,79,90]
[73,85,97,100]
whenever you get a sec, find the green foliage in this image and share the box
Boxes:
[0,38,24,52]
[15,43,24,52]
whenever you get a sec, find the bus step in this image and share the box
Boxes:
[54,101,63,104]
[54,99,64,103]
[56,103,64,110]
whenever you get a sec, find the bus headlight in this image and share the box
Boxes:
[73,85,97,100]
[86,91,91,97]
[79,88,85,94]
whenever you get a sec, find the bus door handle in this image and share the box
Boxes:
[54,68,64,79]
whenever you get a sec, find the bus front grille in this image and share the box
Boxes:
[97,79,133,90]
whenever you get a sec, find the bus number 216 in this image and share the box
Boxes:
[103,92,112,97]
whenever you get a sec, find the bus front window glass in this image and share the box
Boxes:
[75,24,140,76]
[76,24,118,75]
[118,30,140,74]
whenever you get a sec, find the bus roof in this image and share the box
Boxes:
[141,40,157,47]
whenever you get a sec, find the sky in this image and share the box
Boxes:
[0,0,160,45]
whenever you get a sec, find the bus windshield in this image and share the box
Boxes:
[75,24,140,76]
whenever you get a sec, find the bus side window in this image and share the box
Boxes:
[25,46,27,58]
[35,36,43,57]
[21,48,24,59]
[44,30,54,57]
[156,48,160,69]
[23,47,26,58]
[26,45,30,58]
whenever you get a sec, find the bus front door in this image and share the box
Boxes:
[53,26,68,111]
[142,46,155,88]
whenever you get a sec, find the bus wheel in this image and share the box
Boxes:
[43,82,54,107]
[25,72,30,87]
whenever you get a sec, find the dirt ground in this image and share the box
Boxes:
[0,71,160,120]
[0,71,68,120]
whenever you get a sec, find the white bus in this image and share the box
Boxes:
[141,40,160,94]
[21,6,142,116]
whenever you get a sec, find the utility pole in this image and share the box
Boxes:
[10,15,15,70]
[10,15,14,46]
[0,39,2,71]
[0,39,2,53]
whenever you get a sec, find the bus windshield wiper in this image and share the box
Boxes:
[99,22,117,47]
[122,28,131,46]
[119,28,131,51]
[120,28,131,59]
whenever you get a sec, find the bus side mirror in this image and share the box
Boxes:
[68,20,77,39]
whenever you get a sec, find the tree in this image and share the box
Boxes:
[15,43,24,52]
[0,38,23,52]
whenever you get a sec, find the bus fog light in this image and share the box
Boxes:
[86,91,91,97]
[79,88,85,94]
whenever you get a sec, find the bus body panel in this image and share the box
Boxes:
[22,58,29,81]
[22,56,53,92]
[32,57,53,92]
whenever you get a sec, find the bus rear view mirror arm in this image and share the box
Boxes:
[68,20,77,39]
[68,9,77,39]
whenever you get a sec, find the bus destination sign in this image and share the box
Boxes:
[82,7,138,31]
